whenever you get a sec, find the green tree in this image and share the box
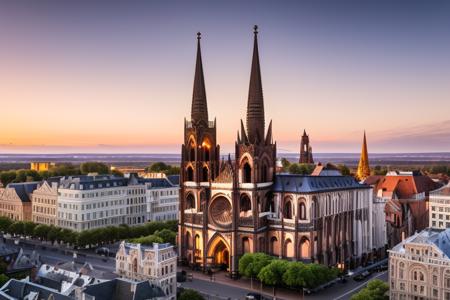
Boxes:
[351,279,389,300]
[33,224,51,240]
[149,162,170,172]
[239,253,273,289]
[283,261,306,289]
[0,171,16,186]
[130,234,164,245]
[281,158,291,172]
[288,163,302,174]
[8,221,25,235]
[179,289,204,300]
[0,216,13,232]
[80,162,109,175]
[77,230,95,248]
[165,166,180,175]
[47,226,62,243]
[154,229,176,245]
[48,163,80,176]
[0,274,9,287]
[258,259,289,297]
[23,221,37,237]
[338,164,351,176]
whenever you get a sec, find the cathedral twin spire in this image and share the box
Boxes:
[246,25,266,144]
[190,26,270,145]
[191,32,208,123]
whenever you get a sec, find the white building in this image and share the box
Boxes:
[429,184,450,229]
[116,241,177,300]
[144,177,179,222]
[389,228,450,300]
[57,175,147,232]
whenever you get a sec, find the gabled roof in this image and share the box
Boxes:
[272,174,369,194]
[371,174,440,199]
[6,182,39,202]
[0,279,72,300]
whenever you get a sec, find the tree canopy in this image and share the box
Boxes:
[179,289,204,300]
[351,279,389,300]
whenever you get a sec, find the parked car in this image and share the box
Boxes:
[353,270,371,281]
[245,293,262,300]
[95,247,109,256]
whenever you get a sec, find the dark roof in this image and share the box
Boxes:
[6,182,39,202]
[166,174,180,186]
[59,175,128,190]
[82,278,165,300]
[0,279,72,300]
[272,174,369,194]
[141,178,174,189]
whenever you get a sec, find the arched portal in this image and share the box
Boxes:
[208,236,230,270]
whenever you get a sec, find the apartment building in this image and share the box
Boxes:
[57,175,147,232]
[429,184,450,229]
[144,177,179,222]
[116,241,177,300]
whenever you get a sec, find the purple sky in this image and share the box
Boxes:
[1,0,449,154]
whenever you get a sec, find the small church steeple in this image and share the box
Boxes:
[191,32,208,123]
[356,131,370,181]
[246,25,265,144]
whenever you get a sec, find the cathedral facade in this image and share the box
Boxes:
[178,27,374,277]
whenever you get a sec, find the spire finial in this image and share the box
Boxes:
[197,32,201,40]
[253,25,258,34]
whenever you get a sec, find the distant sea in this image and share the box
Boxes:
[1,153,450,167]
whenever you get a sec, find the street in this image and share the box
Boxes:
[6,238,388,300]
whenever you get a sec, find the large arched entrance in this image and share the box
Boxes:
[207,235,231,271]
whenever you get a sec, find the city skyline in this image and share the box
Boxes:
[1,0,450,154]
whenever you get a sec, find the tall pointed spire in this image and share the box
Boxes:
[356,131,370,181]
[191,32,208,122]
[246,25,265,143]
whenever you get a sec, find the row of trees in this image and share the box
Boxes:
[128,228,177,245]
[145,162,180,175]
[0,162,124,186]
[0,216,177,248]
[239,253,339,295]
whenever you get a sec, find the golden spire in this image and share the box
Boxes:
[356,131,370,181]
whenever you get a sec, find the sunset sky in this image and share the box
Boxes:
[1,0,450,154]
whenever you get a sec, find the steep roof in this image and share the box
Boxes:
[372,174,440,199]
[6,182,39,202]
[81,278,165,300]
[246,25,265,144]
[191,32,208,122]
[272,174,369,194]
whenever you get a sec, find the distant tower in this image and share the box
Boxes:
[299,130,314,164]
[356,131,370,181]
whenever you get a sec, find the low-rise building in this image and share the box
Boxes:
[144,178,179,222]
[116,241,177,300]
[57,175,147,232]
[30,162,54,172]
[429,184,450,230]
[389,228,450,300]
[0,182,38,221]
[366,171,441,247]
[31,179,59,225]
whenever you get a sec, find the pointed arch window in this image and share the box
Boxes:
[201,166,209,182]
[185,194,195,210]
[299,202,306,220]
[284,200,293,219]
[187,166,194,181]
[240,194,252,213]
[243,162,252,183]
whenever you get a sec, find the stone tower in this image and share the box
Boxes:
[299,129,314,164]
[179,33,220,266]
[356,131,370,181]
